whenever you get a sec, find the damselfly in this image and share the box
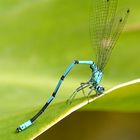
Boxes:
[16,0,130,132]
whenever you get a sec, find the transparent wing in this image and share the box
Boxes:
[90,0,130,70]
[90,0,113,61]
[99,9,130,69]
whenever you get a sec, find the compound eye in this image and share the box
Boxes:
[97,86,104,93]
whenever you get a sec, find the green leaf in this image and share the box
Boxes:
[0,0,140,140]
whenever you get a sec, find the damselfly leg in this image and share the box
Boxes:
[66,82,91,104]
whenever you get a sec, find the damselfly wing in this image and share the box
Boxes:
[90,0,130,70]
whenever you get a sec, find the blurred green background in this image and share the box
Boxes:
[0,0,139,139]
